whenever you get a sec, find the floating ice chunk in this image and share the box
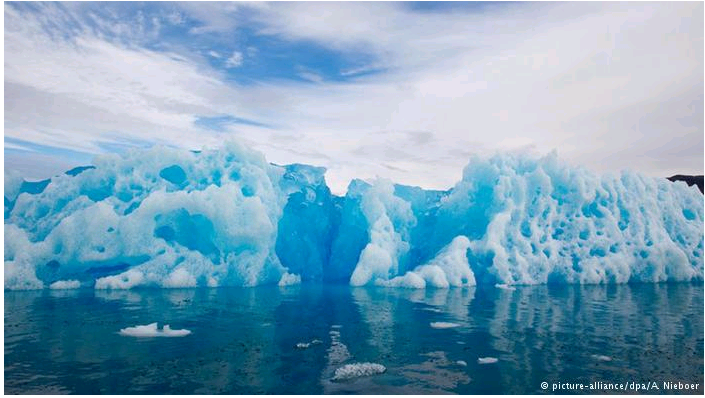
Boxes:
[331,325,342,329]
[160,325,191,337]
[591,354,612,362]
[430,322,460,329]
[495,283,516,291]
[295,339,323,349]
[332,363,386,381]
[278,272,302,286]
[457,341,466,345]
[119,322,191,337]
[477,357,498,364]
[456,360,467,366]
[49,280,80,290]
[327,328,350,364]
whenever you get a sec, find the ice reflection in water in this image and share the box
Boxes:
[4,283,703,394]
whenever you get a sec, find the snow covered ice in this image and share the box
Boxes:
[119,322,191,337]
[430,322,461,329]
[591,354,612,362]
[331,363,386,381]
[4,143,703,290]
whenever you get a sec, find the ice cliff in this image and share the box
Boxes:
[4,143,703,289]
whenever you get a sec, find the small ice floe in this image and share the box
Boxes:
[477,357,498,364]
[332,363,386,381]
[295,339,323,349]
[457,341,466,345]
[422,307,443,313]
[456,360,467,367]
[495,283,516,291]
[331,325,342,329]
[591,354,612,362]
[119,322,191,337]
[430,322,460,329]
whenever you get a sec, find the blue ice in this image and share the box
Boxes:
[4,143,703,289]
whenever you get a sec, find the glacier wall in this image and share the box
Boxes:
[4,144,703,289]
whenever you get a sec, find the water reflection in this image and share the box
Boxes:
[5,283,703,394]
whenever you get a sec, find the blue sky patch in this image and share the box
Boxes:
[194,115,271,131]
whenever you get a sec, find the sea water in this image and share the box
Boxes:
[4,282,703,394]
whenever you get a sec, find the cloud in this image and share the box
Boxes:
[4,2,703,194]
[208,50,221,58]
[225,51,243,68]
[297,68,324,83]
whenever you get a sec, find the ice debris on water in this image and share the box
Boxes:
[119,322,191,337]
[456,360,467,366]
[4,143,703,290]
[332,363,386,381]
[295,339,323,349]
[478,357,498,364]
[430,322,460,329]
[591,354,612,362]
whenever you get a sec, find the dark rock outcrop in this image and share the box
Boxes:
[667,175,704,194]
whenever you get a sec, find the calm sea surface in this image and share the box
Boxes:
[5,283,703,394]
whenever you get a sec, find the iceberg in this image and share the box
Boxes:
[4,143,703,290]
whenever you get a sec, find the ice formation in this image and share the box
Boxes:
[430,322,461,329]
[119,322,191,337]
[49,280,80,290]
[295,339,322,349]
[4,143,703,290]
[477,357,498,364]
[331,363,386,381]
[591,354,612,362]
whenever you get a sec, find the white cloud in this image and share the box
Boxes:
[4,2,703,195]
[166,10,184,25]
[225,51,243,68]
[296,66,324,84]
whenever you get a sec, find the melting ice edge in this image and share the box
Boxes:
[4,142,703,290]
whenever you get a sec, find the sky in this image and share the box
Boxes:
[4,1,704,194]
